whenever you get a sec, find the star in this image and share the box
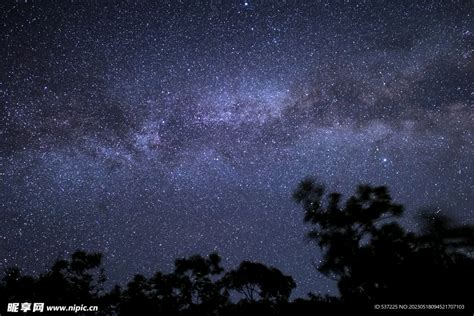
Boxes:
[0,1,472,298]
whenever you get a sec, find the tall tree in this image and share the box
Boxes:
[293,179,474,306]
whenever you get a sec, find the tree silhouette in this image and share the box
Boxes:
[0,250,108,314]
[0,267,36,304]
[293,179,474,309]
[218,261,295,316]
[38,251,106,303]
[172,253,227,314]
[118,253,228,315]
[221,261,295,304]
[1,181,472,315]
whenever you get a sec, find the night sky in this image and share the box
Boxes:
[1,1,473,297]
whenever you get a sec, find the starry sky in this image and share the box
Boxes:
[0,0,473,297]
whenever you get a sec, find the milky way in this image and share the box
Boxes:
[1,1,473,296]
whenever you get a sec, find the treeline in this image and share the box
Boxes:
[2,182,473,315]
[0,250,305,315]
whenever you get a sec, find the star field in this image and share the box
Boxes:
[0,1,473,297]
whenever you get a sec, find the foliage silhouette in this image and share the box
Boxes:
[1,181,473,315]
[1,251,105,304]
[293,179,474,310]
[118,253,229,315]
[221,261,295,303]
